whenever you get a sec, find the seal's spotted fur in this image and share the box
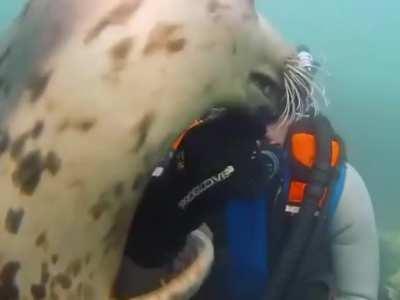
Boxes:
[0,0,294,298]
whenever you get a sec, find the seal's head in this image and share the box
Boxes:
[0,0,312,299]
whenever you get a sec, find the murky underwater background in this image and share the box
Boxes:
[1,0,399,297]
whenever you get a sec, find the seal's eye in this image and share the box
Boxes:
[263,85,272,97]
[249,72,280,97]
[249,71,283,100]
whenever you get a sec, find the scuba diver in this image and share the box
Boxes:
[121,47,379,300]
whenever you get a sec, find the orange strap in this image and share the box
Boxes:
[288,133,341,207]
[291,133,340,168]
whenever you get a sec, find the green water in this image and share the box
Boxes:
[0,1,23,30]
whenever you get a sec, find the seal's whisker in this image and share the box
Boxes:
[279,75,298,126]
[278,90,290,125]
[279,80,290,125]
[281,73,297,125]
[287,69,312,96]
[287,69,316,115]
[286,62,329,113]
[285,71,302,112]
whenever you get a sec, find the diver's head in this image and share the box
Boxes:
[245,43,326,127]
[296,44,311,53]
[296,45,319,76]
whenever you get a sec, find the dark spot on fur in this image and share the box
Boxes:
[166,38,186,53]
[5,208,25,234]
[112,37,134,60]
[0,47,11,68]
[31,284,46,300]
[0,130,10,155]
[84,0,143,45]
[89,194,111,221]
[41,262,50,285]
[35,231,48,250]
[65,259,81,278]
[114,182,124,197]
[53,273,72,290]
[207,0,231,13]
[28,71,52,102]
[143,23,185,55]
[51,255,59,265]
[132,111,155,153]
[10,132,30,160]
[28,264,48,300]
[12,150,44,195]
[110,37,134,73]
[57,118,97,133]
[76,120,96,132]
[31,120,44,139]
[102,205,132,255]
[44,151,61,176]
[0,261,20,300]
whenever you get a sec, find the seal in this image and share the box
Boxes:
[0,0,296,298]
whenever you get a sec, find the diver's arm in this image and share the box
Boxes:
[125,109,272,269]
[330,163,379,300]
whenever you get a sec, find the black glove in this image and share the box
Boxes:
[181,110,281,202]
[125,107,282,268]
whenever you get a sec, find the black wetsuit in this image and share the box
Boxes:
[124,109,337,300]
[124,107,281,269]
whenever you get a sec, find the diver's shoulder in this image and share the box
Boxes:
[331,162,377,239]
[341,163,369,197]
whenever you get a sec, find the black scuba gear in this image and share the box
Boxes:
[124,107,280,268]
[265,115,345,300]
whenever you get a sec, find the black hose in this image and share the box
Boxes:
[264,116,335,300]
